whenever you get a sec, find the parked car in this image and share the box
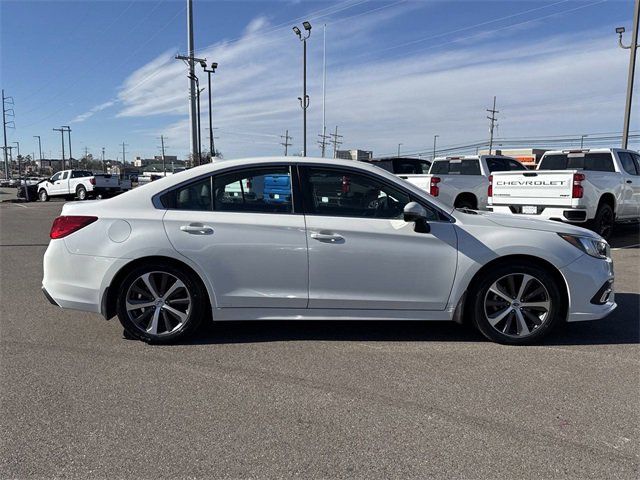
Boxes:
[37,170,123,201]
[42,157,615,345]
[360,157,432,176]
[400,155,528,210]
[488,148,640,239]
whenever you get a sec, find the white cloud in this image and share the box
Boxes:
[115,4,636,158]
[71,100,116,123]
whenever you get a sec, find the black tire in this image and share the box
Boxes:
[116,262,207,344]
[76,185,87,201]
[455,195,476,210]
[589,203,614,240]
[469,262,564,345]
[38,189,49,202]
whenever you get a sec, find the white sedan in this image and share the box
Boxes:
[42,157,616,345]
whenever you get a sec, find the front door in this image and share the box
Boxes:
[162,166,308,308]
[300,166,458,310]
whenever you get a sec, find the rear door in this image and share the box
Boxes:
[300,165,458,310]
[162,165,309,308]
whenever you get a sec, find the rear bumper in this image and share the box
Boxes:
[42,239,125,314]
[560,253,616,322]
[489,205,589,223]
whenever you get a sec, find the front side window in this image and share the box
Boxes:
[213,167,293,213]
[304,167,412,219]
[62,171,69,180]
[618,152,638,175]
[50,172,61,182]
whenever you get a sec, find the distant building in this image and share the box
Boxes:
[478,148,549,168]
[336,149,373,161]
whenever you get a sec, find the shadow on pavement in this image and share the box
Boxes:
[610,223,640,249]
[174,293,639,347]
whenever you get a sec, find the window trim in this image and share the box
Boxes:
[297,164,452,222]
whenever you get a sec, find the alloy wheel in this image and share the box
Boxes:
[483,273,551,338]
[125,271,192,336]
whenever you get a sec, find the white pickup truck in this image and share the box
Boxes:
[488,148,640,238]
[37,169,129,202]
[400,155,528,210]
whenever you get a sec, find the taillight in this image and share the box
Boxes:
[90,177,96,185]
[488,175,493,198]
[50,216,98,239]
[430,176,441,197]
[572,173,585,198]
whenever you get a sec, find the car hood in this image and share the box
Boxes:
[454,209,600,238]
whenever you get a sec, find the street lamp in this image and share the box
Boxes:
[616,0,640,149]
[293,21,311,156]
[580,134,588,149]
[397,143,402,157]
[33,136,42,162]
[201,61,218,161]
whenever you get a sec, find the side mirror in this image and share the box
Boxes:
[403,202,430,233]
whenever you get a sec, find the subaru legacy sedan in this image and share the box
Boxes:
[42,157,615,345]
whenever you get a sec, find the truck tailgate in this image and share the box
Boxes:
[491,170,575,206]
[398,174,430,192]
[94,175,120,188]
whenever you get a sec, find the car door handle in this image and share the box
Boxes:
[180,223,214,235]
[626,180,633,184]
[310,232,344,243]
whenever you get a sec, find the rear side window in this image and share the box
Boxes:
[160,176,213,211]
[430,160,481,175]
[486,158,509,173]
[213,167,293,213]
[71,170,92,178]
[393,159,431,174]
[539,153,615,172]
[365,160,394,173]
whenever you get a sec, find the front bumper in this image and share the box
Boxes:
[489,205,589,223]
[42,239,125,314]
[560,253,616,322]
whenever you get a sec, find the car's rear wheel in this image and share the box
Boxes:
[470,263,563,345]
[116,263,206,344]
[38,189,49,202]
[76,186,87,201]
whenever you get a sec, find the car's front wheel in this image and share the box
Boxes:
[470,262,564,345]
[38,189,49,202]
[116,263,207,344]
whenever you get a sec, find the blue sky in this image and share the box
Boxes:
[1,0,638,161]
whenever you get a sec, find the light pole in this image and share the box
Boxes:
[53,127,66,170]
[433,135,439,159]
[293,21,311,156]
[13,141,21,183]
[201,61,218,161]
[63,126,72,168]
[33,135,42,164]
[616,0,640,149]
[397,143,402,157]
[188,72,203,166]
[580,134,588,149]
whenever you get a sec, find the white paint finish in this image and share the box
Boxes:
[41,156,617,335]
[305,215,457,310]
[163,210,309,308]
[107,220,131,243]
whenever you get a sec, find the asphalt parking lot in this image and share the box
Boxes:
[1,196,638,479]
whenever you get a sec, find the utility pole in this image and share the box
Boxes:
[580,134,588,149]
[280,130,292,156]
[63,126,72,168]
[397,143,402,158]
[101,147,106,173]
[433,135,439,160]
[317,130,330,157]
[201,61,218,160]
[486,96,499,154]
[13,142,22,189]
[293,22,312,156]
[322,24,327,158]
[159,135,167,175]
[616,0,640,149]
[330,125,343,159]
[33,136,42,163]
[2,90,15,179]
[120,142,128,178]
[175,0,200,167]
[53,127,66,170]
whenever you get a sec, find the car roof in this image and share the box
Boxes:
[542,148,632,155]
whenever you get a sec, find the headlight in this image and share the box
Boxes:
[558,233,609,259]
